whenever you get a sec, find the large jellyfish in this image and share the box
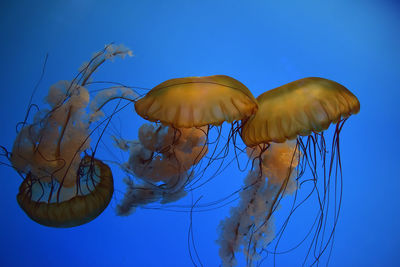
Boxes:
[6,44,136,227]
[218,77,360,266]
[115,75,259,214]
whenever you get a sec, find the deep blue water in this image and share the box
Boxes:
[0,1,399,266]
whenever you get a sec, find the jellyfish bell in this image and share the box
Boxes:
[218,77,360,266]
[134,75,258,128]
[241,77,360,146]
[16,156,113,228]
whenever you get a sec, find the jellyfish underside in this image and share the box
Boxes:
[17,156,113,228]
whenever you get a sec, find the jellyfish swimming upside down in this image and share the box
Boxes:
[7,44,135,227]
[217,77,360,266]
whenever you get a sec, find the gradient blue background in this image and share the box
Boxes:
[0,0,399,266]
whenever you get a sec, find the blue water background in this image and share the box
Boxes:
[0,0,399,266]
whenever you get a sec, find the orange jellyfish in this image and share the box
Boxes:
[7,44,135,227]
[135,75,258,128]
[241,77,360,145]
[116,75,258,214]
[218,77,360,266]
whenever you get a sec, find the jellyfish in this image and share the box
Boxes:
[218,77,360,266]
[134,75,258,128]
[115,75,259,215]
[241,77,360,145]
[16,156,113,227]
[6,44,136,227]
